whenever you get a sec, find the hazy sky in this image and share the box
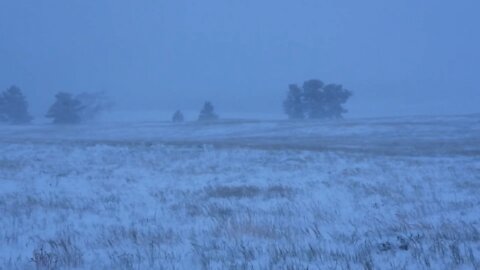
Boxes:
[1,0,479,118]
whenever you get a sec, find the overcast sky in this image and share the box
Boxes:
[0,0,479,118]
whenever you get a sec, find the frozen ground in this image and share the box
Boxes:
[0,115,479,269]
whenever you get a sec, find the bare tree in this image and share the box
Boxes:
[76,91,113,121]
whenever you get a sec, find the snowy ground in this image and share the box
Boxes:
[0,115,479,269]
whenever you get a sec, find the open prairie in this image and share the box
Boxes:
[1,115,479,269]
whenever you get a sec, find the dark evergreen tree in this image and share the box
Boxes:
[172,110,184,123]
[322,84,352,119]
[302,79,325,119]
[283,79,352,120]
[198,102,218,121]
[46,92,84,124]
[283,84,305,119]
[0,86,32,124]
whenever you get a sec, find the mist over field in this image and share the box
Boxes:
[1,0,479,119]
[1,1,479,269]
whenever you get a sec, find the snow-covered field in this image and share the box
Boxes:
[1,115,479,269]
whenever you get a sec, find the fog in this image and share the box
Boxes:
[1,0,479,119]
[2,2,480,268]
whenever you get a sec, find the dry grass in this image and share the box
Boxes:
[0,137,478,269]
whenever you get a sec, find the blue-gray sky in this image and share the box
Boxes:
[1,0,479,118]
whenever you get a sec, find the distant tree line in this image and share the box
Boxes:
[1,79,352,125]
[284,79,352,119]
[0,85,223,125]
[171,102,219,123]
[0,86,112,125]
